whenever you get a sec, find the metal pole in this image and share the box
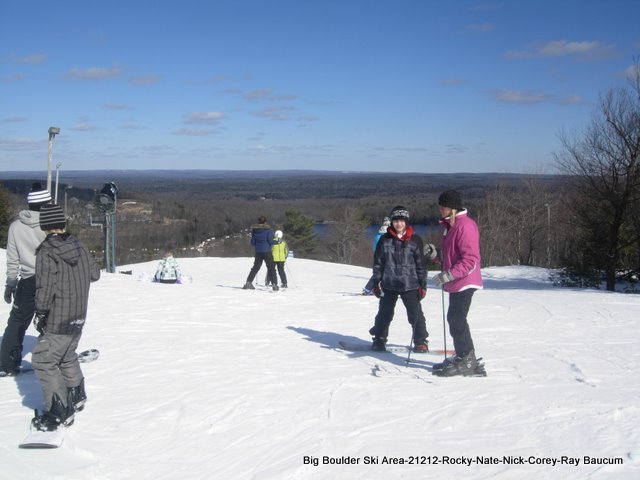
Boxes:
[47,127,60,193]
[110,212,116,273]
[47,138,53,193]
[441,287,447,359]
[54,162,61,203]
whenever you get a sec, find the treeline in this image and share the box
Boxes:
[1,173,565,269]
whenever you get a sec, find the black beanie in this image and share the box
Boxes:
[39,203,66,231]
[438,190,463,210]
[389,205,410,221]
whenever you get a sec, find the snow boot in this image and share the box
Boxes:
[242,282,255,290]
[371,337,387,352]
[272,285,279,291]
[69,378,87,412]
[432,350,486,377]
[413,340,429,353]
[0,364,19,377]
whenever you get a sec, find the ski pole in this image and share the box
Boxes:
[285,263,296,288]
[441,286,447,360]
[405,324,415,367]
[405,299,419,367]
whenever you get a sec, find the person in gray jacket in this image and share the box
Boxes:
[1,183,50,376]
[31,203,101,431]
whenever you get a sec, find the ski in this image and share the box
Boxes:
[338,341,454,356]
[432,358,487,377]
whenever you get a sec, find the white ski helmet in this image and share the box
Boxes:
[275,230,283,239]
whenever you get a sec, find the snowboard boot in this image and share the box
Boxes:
[432,350,486,377]
[413,340,429,353]
[272,285,279,291]
[371,337,387,352]
[69,378,87,412]
[242,282,255,290]
[31,393,75,431]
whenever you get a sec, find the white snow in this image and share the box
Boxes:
[1,252,639,479]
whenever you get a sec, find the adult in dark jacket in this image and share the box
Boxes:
[243,216,278,291]
[364,206,429,352]
[31,204,101,431]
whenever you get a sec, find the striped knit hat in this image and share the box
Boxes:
[27,182,52,211]
[39,203,66,231]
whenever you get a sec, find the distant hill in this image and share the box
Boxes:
[0,170,564,201]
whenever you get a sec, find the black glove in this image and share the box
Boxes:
[4,280,17,304]
[34,311,48,335]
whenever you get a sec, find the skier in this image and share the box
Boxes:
[243,216,278,291]
[372,217,391,251]
[266,230,288,288]
[1,183,50,376]
[432,190,485,377]
[31,203,101,431]
[363,206,429,353]
[154,249,182,284]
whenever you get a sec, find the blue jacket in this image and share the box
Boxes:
[251,224,274,253]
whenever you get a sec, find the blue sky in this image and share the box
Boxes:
[1,0,639,173]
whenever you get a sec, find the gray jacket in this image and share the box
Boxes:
[5,210,46,283]
[35,233,101,335]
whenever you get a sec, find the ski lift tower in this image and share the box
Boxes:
[94,182,118,273]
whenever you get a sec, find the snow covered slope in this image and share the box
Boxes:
[0,252,638,479]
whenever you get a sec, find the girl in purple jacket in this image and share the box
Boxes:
[432,190,485,377]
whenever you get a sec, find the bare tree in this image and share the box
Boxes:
[477,176,558,267]
[326,206,369,265]
[555,60,640,290]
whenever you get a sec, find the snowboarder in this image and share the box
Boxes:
[432,190,485,377]
[265,230,288,288]
[363,206,429,353]
[243,216,278,291]
[154,249,182,284]
[31,203,101,431]
[1,183,50,376]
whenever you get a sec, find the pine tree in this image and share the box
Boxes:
[283,209,316,257]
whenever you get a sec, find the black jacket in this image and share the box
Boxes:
[366,226,426,293]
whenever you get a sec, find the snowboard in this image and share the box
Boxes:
[19,427,64,449]
[1,349,99,378]
[78,348,100,363]
[338,341,454,356]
